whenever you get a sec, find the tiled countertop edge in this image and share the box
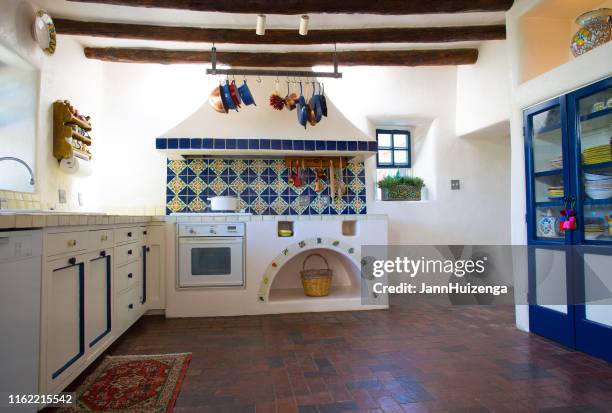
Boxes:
[0,213,387,230]
[0,214,157,230]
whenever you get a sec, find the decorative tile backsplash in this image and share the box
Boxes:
[166,158,367,215]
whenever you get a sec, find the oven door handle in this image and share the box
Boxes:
[179,237,243,245]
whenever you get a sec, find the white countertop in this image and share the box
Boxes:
[0,210,386,230]
[0,212,162,230]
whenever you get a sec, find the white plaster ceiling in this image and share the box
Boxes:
[32,0,506,52]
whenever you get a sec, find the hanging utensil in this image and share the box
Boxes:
[329,159,335,200]
[288,160,294,185]
[294,161,302,188]
[284,79,297,110]
[269,78,284,110]
[307,81,317,126]
[320,82,328,117]
[339,158,347,196]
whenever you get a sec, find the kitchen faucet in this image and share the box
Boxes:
[0,157,35,185]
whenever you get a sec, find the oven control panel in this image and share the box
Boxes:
[179,223,245,237]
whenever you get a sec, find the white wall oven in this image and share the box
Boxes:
[177,223,245,288]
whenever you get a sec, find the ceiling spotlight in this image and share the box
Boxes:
[256,14,266,36]
[299,15,309,36]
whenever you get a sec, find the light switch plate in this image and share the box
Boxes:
[58,189,67,204]
[77,193,84,207]
[451,180,461,190]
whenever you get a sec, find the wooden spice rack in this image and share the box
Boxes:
[53,100,93,161]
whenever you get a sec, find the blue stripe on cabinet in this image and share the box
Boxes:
[156,138,377,152]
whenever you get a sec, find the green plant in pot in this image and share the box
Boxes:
[377,173,425,201]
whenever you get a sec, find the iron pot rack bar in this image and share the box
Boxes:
[205,46,342,79]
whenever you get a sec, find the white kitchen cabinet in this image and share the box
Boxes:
[40,224,158,396]
[85,248,113,362]
[144,225,165,310]
[42,253,87,394]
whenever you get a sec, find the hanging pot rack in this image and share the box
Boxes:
[205,45,342,79]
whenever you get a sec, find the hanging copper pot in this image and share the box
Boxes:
[209,85,228,114]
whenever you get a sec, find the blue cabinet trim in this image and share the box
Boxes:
[89,255,112,349]
[51,261,85,380]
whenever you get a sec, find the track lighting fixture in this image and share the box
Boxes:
[256,14,266,36]
[299,15,309,36]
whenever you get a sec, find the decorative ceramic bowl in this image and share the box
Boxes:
[571,8,612,57]
[33,10,56,55]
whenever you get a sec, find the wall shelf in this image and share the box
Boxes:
[53,100,93,161]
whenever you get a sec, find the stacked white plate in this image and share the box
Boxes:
[585,172,612,200]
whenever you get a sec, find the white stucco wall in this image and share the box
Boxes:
[456,40,511,137]
[0,0,103,210]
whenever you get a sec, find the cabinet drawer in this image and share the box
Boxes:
[46,231,89,257]
[116,286,140,333]
[114,243,141,267]
[115,260,140,293]
[114,227,142,245]
[89,229,114,251]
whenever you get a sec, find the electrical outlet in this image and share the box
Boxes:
[451,180,461,190]
[58,189,67,204]
[77,193,84,207]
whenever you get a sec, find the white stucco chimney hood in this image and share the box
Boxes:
[155,79,375,160]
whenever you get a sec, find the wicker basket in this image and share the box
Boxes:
[300,253,333,297]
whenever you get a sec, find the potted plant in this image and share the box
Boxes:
[377,173,425,201]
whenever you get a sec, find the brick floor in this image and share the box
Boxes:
[63,303,612,413]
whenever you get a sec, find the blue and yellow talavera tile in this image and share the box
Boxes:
[166,157,367,216]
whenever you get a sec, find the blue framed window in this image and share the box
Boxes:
[376,129,411,168]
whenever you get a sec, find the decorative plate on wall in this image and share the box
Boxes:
[33,10,56,56]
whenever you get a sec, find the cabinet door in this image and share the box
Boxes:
[568,76,612,362]
[524,97,573,244]
[144,225,165,310]
[525,98,577,348]
[86,250,112,355]
[44,255,85,392]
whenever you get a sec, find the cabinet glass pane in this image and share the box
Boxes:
[532,108,564,173]
[577,86,612,243]
[534,248,568,314]
[530,107,567,241]
[583,252,612,327]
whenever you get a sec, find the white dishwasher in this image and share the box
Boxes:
[0,230,42,412]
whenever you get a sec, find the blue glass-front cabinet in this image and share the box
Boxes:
[524,76,612,362]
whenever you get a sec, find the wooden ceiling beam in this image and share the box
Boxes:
[65,0,514,15]
[55,19,506,44]
[83,47,479,66]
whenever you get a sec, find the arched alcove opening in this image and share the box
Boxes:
[268,247,361,303]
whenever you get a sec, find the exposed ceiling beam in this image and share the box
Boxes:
[65,0,514,15]
[55,19,506,44]
[83,47,479,66]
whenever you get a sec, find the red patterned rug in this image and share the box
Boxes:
[59,353,191,413]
